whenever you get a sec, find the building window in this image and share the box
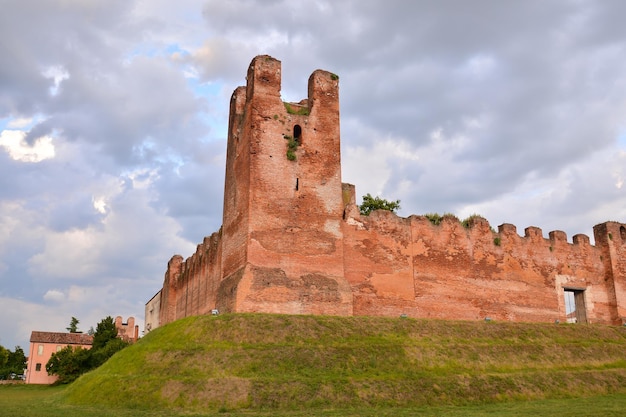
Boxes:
[620,226,626,243]
[35,363,41,372]
[37,344,44,355]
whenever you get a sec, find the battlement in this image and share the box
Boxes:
[114,316,139,343]
[342,181,597,248]
[245,55,282,99]
[343,192,602,253]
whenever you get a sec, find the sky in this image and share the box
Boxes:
[1,0,626,350]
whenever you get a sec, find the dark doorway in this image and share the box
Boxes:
[564,288,587,324]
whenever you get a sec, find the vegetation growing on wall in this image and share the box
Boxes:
[283,102,310,116]
[284,135,299,161]
[424,213,444,225]
[425,213,459,225]
[461,214,486,229]
[359,194,401,215]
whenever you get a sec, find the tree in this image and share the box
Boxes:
[46,316,129,384]
[8,346,26,375]
[92,316,118,350]
[66,317,80,333]
[46,345,91,384]
[90,316,129,368]
[0,346,8,378]
[0,345,26,380]
[90,337,128,368]
[359,193,401,216]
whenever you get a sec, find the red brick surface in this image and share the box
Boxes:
[149,56,626,330]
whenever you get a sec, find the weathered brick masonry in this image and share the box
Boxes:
[145,55,626,331]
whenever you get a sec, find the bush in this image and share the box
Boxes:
[359,194,401,216]
[425,213,443,225]
[46,346,91,384]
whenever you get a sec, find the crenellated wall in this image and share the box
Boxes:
[146,55,625,332]
[341,184,619,324]
[114,316,139,343]
[157,231,222,326]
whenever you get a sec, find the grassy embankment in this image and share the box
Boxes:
[3,313,625,415]
[1,384,626,417]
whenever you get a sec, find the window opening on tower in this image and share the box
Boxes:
[293,124,302,145]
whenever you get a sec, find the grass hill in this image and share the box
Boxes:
[60,314,626,413]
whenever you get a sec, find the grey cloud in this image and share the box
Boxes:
[194,0,626,230]
[2,0,206,167]
[0,0,135,115]
[39,56,207,165]
[46,195,103,232]
[150,140,226,242]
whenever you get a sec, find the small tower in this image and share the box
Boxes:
[594,221,626,324]
[219,55,352,315]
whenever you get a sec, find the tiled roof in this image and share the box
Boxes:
[30,331,93,345]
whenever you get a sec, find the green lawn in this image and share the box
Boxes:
[1,384,625,417]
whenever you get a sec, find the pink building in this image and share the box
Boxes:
[26,331,93,384]
[26,316,138,384]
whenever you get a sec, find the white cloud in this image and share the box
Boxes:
[42,65,69,96]
[92,197,108,214]
[0,130,55,162]
[7,117,33,128]
[43,289,66,302]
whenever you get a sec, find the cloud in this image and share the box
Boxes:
[43,289,66,303]
[0,130,55,162]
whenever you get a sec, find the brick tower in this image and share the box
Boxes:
[594,222,626,324]
[218,55,352,315]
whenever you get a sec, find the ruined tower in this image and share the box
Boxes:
[219,55,352,315]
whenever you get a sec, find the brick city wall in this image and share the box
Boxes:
[342,192,623,323]
[145,56,626,332]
